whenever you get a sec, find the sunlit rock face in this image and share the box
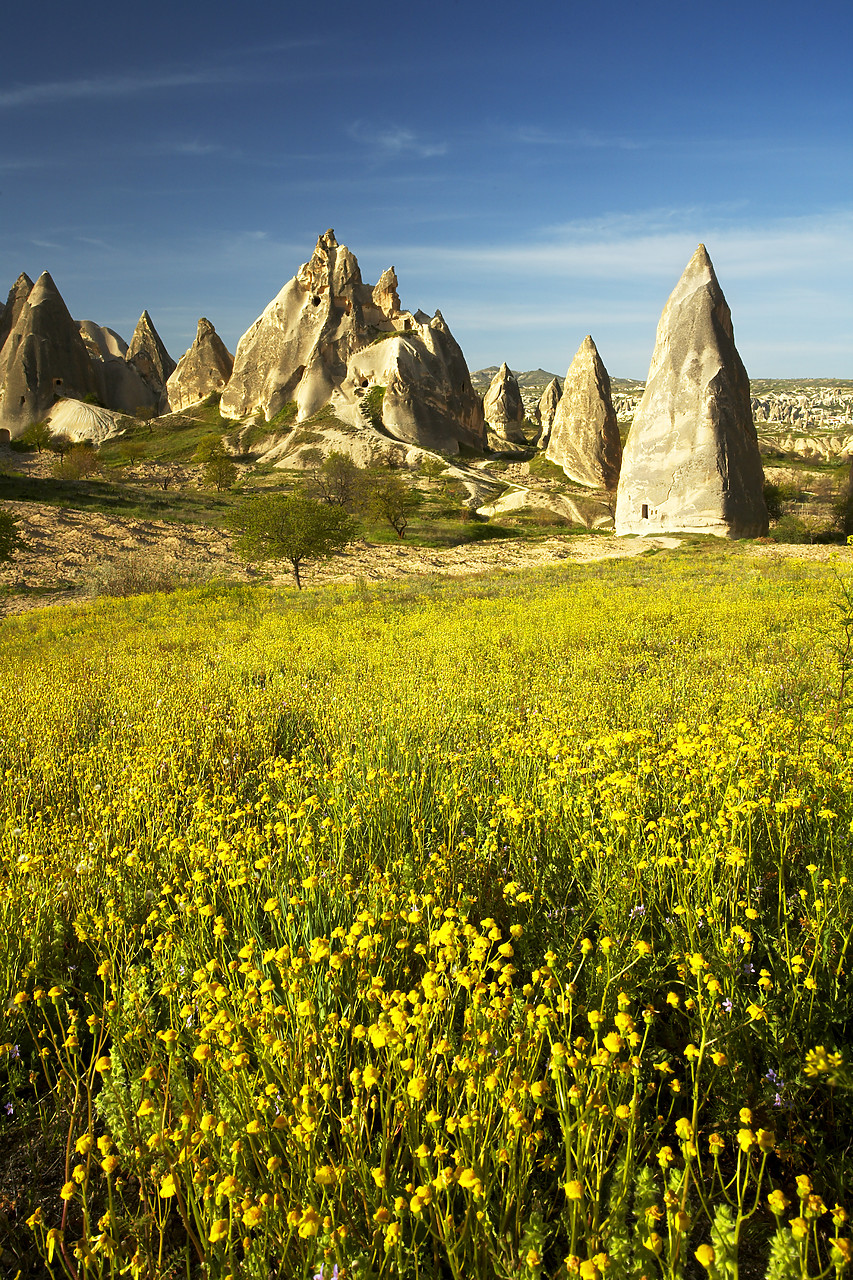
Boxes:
[166,318,234,412]
[219,230,484,453]
[0,273,34,354]
[0,272,101,434]
[535,377,561,448]
[615,245,768,538]
[126,310,176,407]
[482,362,526,444]
[77,320,157,416]
[547,336,621,489]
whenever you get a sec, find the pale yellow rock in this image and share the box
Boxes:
[547,336,621,489]
[615,246,767,538]
[166,318,234,412]
[78,320,157,416]
[0,272,101,434]
[483,363,525,443]
[220,230,483,452]
[536,377,561,447]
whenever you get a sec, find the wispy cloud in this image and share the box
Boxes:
[0,37,322,112]
[385,208,853,283]
[511,125,646,150]
[164,140,223,157]
[0,69,244,110]
[348,122,447,160]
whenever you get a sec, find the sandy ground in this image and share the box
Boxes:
[1,443,849,619]
[0,494,693,618]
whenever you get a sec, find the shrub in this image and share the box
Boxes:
[0,507,24,562]
[86,553,211,598]
[194,435,237,491]
[51,442,101,480]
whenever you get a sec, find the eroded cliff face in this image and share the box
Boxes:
[220,230,484,453]
[615,245,768,539]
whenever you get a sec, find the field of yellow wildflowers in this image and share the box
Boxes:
[1,551,852,1279]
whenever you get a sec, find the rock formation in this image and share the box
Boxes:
[482,363,526,444]
[615,245,768,538]
[547,337,622,489]
[220,230,484,453]
[536,377,562,448]
[0,273,34,354]
[372,267,401,317]
[77,320,158,416]
[0,272,101,434]
[166,318,234,412]
[126,310,176,397]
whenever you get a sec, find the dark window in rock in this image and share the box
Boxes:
[641,503,649,519]
[54,378,63,387]
[361,380,369,388]
[311,296,320,306]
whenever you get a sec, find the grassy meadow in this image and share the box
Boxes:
[1,550,853,1278]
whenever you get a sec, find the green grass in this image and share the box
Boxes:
[0,472,240,526]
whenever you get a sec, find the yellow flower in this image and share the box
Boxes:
[297,1207,320,1238]
[136,1098,155,1117]
[768,1189,790,1216]
[159,1174,178,1198]
[94,1056,112,1073]
[208,1218,229,1244]
[789,1217,809,1241]
[60,1181,76,1201]
[406,1075,428,1102]
[457,1168,483,1196]
[737,1128,755,1153]
[695,1244,716,1268]
[74,1134,95,1155]
[564,1181,584,1200]
[602,1032,623,1054]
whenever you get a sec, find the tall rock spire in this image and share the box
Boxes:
[615,246,768,538]
[546,337,621,489]
[166,318,234,412]
[483,362,526,444]
[0,271,100,433]
[126,310,176,392]
[0,273,34,357]
[535,377,561,448]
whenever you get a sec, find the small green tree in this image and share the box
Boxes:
[48,432,74,459]
[230,494,357,589]
[194,435,237,491]
[310,451,364,510]
[120,439,148,467]
[0,508,24,562]
[53,442,101,480]
[360,471,421,538]
[21,420,53,453]
[421,456,448,486]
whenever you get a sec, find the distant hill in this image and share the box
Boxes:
[471,366,644,392]
[470,367,560,391]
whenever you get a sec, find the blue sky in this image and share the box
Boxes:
[1,0,850,378]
